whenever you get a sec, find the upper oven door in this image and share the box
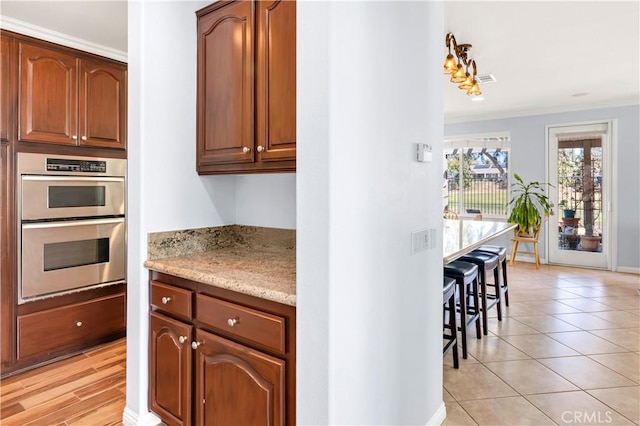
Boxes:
[21,176,125,220]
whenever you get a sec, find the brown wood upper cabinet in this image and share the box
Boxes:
[196,0,296,174]
[18,42,127,150]
[1,36,12,143]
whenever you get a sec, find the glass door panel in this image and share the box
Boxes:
[548,123,609,269]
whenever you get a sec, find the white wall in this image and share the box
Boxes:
[126,1,296,422]
[298,1,445,424]
[445,105,640,271]
[235,174,296,229]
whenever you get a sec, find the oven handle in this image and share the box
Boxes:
[22,217,125,230]
[22,175,124,182]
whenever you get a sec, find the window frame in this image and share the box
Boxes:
[444,135,511,220]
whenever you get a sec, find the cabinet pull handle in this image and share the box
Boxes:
[257,145,265,153]
[81,136,87,141]
[191,341,202,350]
[242,146,251,153]
[161,296,172,304]
[178,336,188,344]
[76,321,83,327]
[227,318,238,327]
[72,135,78,140]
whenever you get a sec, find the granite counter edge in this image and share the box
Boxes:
[143,259,297,307]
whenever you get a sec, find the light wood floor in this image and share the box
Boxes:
[0,338,126,425]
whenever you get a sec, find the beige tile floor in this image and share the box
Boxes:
[443,262,640,426]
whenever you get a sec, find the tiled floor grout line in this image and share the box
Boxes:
[444,263,639,425]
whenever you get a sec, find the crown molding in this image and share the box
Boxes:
[445,98,640,125]
[0,15,127,63]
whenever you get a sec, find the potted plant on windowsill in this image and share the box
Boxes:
[507,173,555,236]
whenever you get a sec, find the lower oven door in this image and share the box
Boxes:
[20,217,125,303]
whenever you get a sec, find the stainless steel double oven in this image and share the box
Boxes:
[17,153,126,304]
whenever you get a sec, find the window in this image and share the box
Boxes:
[443,136,510,217]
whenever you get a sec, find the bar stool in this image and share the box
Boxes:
[443,277,459,369]
[444,261,481,359]
[473,245,509,307]
[458,252,501,335]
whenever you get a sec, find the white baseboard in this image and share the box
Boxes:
[509,254,545,265]
[426,401,447,425]
[122,406,162,426]
[617,266,640,275]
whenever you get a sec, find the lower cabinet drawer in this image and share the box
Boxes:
[151,281,193,320]
[196,294,286,354]
[17,293,126,360]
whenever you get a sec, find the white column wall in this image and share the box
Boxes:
[298,1,445,424]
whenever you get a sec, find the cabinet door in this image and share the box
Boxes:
[1,36,11,142]
[194,329,285,426]
[78,59,127,149]
[255,0,296,163]
[18,43,78,145]
[197,1,254,168]
[150,312,193,426]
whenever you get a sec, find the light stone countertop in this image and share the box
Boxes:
[144,226,296,306]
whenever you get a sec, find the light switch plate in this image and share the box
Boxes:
[412,228,437,254]
[417,143,433,162]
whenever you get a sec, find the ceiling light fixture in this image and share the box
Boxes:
[444,32,481,97]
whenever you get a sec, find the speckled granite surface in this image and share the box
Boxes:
[144,226,296,306]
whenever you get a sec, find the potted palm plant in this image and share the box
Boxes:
[507,173,555,236]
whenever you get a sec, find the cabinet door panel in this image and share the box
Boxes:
[256,0,296,162]
[79,60,126,149]
[1,36,11,142]
[150,312,193,426]
[19,43,77,145]
[197,1,254,167]
[195,329,285,426]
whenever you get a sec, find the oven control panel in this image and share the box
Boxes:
[46,158,107,173]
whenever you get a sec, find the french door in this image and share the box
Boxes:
[547,122,612,269]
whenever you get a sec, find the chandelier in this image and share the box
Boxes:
[443,33,481,96]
